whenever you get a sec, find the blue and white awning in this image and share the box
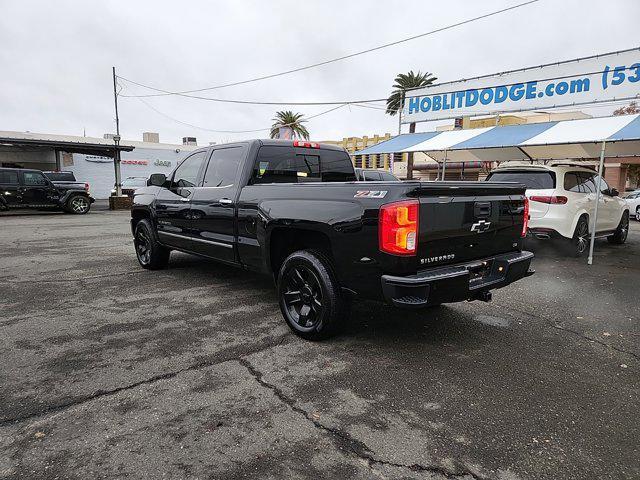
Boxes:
[354,114,640,162]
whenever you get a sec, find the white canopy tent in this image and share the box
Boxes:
[355,114,640,264]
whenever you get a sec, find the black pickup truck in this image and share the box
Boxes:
[131,140,533,339]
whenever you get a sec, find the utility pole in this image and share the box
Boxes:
[112,66,122,197]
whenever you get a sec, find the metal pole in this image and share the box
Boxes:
[112,67,122,197]
[587,140,607,265]
[441,150,448,181]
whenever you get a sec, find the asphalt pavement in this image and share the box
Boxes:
[0,209,638,480]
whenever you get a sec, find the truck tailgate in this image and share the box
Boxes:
[414,182,526,266]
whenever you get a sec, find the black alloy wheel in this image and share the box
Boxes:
[608,211,629,245]
[134,219,170,270]
[135,228,152,266]
[277,250,347,340]
[282,265,324,331]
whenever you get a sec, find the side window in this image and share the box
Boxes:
[203,146,246,188]
[252,146,320,184]
[23,172,49,186]
[363,171,381,181]
[172,151,206,188]
[579,172,596,193]
[0,171,19,184]
[564,172,581,193]
[596,176,610,193]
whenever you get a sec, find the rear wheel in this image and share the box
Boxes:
[277,250,348,341]
[608,211,629,244]
[65,194,91,214]
[570,216,590,257]
[134,219,170,269]
[636,206,640,222]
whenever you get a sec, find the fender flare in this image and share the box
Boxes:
[60,190,91,205]
[569,210,590,237]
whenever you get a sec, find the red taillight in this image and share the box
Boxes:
[521,197,529,238]
[293,140,319,149]
[379,200,419,256]
[529,195,567,204]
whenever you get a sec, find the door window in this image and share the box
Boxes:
[0,171,19,184]
[578,172,597,193]
[23,172,49,186]
[172,151,206,188]
[203,146,246,187]
[564,172,582,192]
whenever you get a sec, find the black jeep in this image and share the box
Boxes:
[0,167,94,214]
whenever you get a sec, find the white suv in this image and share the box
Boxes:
[487,164,630,256]
[622,190,640,221]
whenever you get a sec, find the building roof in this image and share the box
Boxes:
[0,130,136,156]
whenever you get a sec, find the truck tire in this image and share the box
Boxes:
[65,194,91,214]
[569,216,590,257]
[608,211,629,245]
[277,250,348,341]
[134,219,170,270]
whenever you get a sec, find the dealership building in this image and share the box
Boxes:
[0,131,200,198]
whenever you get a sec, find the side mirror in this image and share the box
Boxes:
[609,188,619,197]
[148,173,167,187]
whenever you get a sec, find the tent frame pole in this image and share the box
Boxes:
[587,140,607,265]
[441,150,448,181]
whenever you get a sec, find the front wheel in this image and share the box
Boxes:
[277,250,348,341]
[608,211,629,245]
[134,219,170,270]
[65,194,91,214]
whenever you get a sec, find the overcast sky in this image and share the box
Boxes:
[0,0,638,146]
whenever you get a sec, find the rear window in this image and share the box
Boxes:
[487,171,556,189]
[252,146,356,184]
[44,172,75,182]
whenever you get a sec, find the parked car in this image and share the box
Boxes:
[131,139,533,340]
[43,171,90,193]
[486,164,630,256]
[354,168,400,181]
[0,167,94,214]
[111,177,148,197]
[622,189,640,221]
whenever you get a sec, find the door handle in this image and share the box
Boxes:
[219,198,233,205]
[181,197,191,202]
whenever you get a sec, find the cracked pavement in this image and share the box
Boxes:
[0,209,638,479]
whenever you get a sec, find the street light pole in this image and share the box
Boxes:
[112,66,122,197]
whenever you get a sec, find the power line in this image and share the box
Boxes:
[134,95,347,134]
[117,0,539,99]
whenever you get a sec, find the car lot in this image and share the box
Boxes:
[0,210,638,480]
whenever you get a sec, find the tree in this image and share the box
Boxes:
[613,101,639,116]
[270,111,310,140]
[386,71,437,179]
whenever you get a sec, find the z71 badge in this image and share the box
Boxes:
[354,190,387,198]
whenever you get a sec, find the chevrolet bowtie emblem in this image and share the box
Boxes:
[470,220,491,233]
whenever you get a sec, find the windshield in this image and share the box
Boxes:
[487,170,556,189]
[122,178,147,187]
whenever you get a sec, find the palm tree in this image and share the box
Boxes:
[386,71,437,179]
[270,110,310,140]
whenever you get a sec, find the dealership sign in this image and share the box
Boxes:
[402,47,640,123]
